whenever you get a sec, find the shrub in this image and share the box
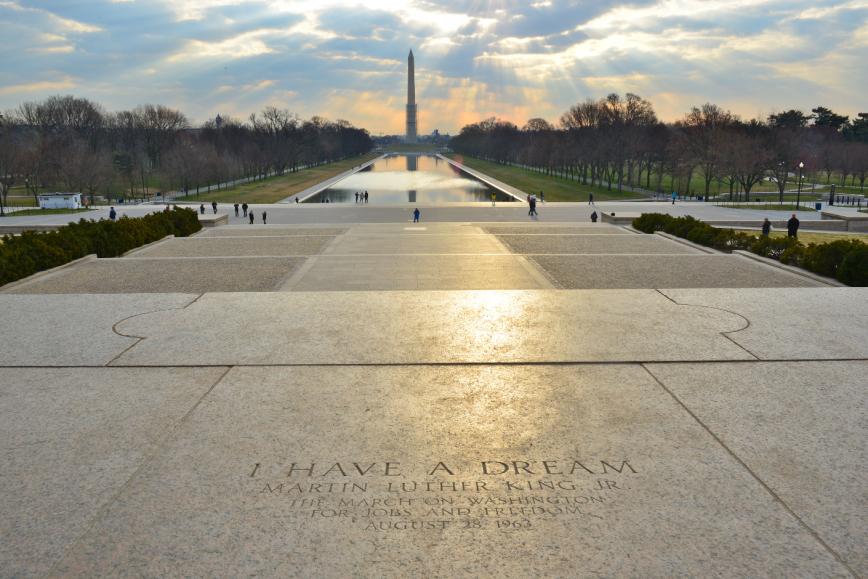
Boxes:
[0,208,201,286]
[663,215,703,238]
[837,246,868,286]
[630,212,867,287]
[632,213,672,233]
[779,243,806,266]
[800,239,865,278]
[749,236,800,260]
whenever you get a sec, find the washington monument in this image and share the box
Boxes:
[405,50,417,143]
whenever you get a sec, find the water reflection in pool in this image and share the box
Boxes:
[304,154,517,203]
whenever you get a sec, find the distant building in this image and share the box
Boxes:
[406,50,417,143]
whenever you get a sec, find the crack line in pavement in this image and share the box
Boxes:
[44,365,234,578]
[640,363,858,578]
[655,289,760,359]
[106,294,205,366]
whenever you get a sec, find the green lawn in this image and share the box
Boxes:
[3,196,38,207]
[174,153,379,203]
[714,203,817,211]
[446,156,647,201]
[1,208,95,217]
[732,229,868,245]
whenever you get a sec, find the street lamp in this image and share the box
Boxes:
[796,161,804,209]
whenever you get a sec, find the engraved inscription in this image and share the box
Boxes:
[249,458,639,531]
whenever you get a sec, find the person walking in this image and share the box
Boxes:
[211,201,218,214]
[539,191,545,203]
[355,192,359,203]
[787,214,800,238]
[671,191,677,205]
[761,218,771,237]
[413,208,420,223]
[109,206,117,221]
[589,193,594,205]
[234,203,239,217]
[262,211,267,224]
[529,194,538,217]
[199,204,205,215]
[242,203,248,217]
[491,192,496,207]
[364,190,369,203]
[248,211,255,224]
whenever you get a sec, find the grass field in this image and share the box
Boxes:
[1,208,95,217]
[714,203,817,212]
[174,153,380,204]
[732,229,868,245]
[447,155,647,201]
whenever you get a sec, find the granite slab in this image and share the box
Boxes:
[111,290,750,365]
[325,233,509,255]
[289,255,545,290]
[645,361,867,575]
[5,258,306,294]
[0,367,228,577]
[482,225,627,235]
[0,294,196,366]
[49,365,848,577]
[661,288,868,359]
[531,254,821,288]
[495,234,701,254]
[131,237,335,257]
[196,227,348,237]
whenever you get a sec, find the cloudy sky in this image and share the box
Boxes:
[1,0,866,134]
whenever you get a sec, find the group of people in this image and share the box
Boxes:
[354,191,369,203]
[198,201,268,224]
[198,201,219,215]
[761,214,801,238]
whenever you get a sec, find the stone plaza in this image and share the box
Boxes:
[1,203,866,577]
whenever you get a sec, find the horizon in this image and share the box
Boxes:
[1,1,866,134]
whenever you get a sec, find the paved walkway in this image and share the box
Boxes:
[1,218,864,577]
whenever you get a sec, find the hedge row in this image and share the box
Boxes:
[632,213,868,286]
[1,208,201,286]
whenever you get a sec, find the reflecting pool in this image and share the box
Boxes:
[304,154,517,203]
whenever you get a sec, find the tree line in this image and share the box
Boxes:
[448,94,868,201]
[0,95,373,211]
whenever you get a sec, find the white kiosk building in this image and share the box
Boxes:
[38,193,83,209]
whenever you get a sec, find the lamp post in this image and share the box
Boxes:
[779,161,786,205]
[796,161,804,209]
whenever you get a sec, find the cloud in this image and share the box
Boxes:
[0,0,865,133]
[0,77,77,96]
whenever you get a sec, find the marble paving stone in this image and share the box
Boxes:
[196,226,348,237]
[495,234,701,254]
[661,288,868,359]
[5,258,305,294]
[325,233,509,255]
[289,255,545,290]
[483,225,627,235]
[0,294,196,365]
[132,236,335,257]
[0,367,228,577]
[112,290,750,365]
[532,254,821,288]
[644,361,868,575]
[50,365,848,577]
